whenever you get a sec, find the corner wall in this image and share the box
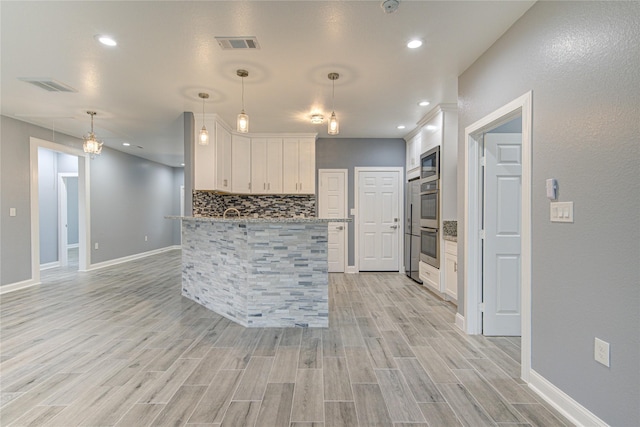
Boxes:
[457,2,639,425]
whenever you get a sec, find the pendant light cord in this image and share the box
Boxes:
[241,76,245,113]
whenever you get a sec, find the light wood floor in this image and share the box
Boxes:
[1,249,573,426]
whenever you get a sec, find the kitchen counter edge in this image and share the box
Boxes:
[166,216,351,223]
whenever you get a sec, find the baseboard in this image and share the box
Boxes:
[528,369,608,427]
[84,245,181,272]
[345,266,358,274]
[455,313,465,331]
[40,261,60,270]
[0,278,41,295]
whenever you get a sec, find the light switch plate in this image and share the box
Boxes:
[550,202,573,223]
[594,337,610,367]
[9,208,17,217]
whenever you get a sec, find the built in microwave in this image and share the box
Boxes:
[420,146,440,182]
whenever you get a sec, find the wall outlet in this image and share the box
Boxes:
[9,208,17,217]
[594,337,610,367]
[94,242,99,250]
[145,235,148,241]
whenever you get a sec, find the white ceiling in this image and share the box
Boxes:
[1,1,534,166]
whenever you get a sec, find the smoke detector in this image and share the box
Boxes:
[381,0,399,13]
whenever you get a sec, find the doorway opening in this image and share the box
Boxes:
[464,91,532,381]
[30,137,90,285]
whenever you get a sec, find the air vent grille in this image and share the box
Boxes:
[19,78,77,93]
[215,37,260,50]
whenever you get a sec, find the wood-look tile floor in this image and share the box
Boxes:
[1,250,574,427]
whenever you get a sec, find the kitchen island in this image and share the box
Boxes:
[170,216,349,328]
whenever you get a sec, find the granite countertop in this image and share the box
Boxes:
[443,220,458,242]
[166,215,351,223]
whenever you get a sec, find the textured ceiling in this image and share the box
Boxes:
[1,1,534,166]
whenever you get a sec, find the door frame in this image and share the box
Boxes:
[354,167,404,273]
[318,169,348,273]
[463,91,532,381]
[30,137,90,284]
[57,172,78,267]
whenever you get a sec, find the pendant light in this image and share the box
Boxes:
[83,111,103,156]
[198,92,209,145]
[236,69,249,133]
[328,72,339,135]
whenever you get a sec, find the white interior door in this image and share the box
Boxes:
[483,133,522,336]
[319,169,347,273]
[358,169,400,271]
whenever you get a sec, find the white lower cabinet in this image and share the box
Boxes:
[419,261,440,291]
[444,240,458,300]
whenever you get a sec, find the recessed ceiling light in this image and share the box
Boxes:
[397,125,406,129]
[426,125,438,131]
[180,163,185,167]
[122,142,130,146]
[418,100,430,107]
[96,35,117,47]
[407,39,423,49]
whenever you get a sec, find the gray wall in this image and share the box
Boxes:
[457,2,639,425]
[172,167,184,245]
[316,138,405,266]
[0,115,180,285]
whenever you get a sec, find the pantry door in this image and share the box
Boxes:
[356,168,402,271]
[318,169,347,273]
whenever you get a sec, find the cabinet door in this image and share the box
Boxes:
[282,138,299,193]
[231,135,252,193]
[251,138,268,193]
[266,138,283,193]
[194,120,215,190]
[444,252,458,299]
[215,123,232,191]
[297,138,316,194]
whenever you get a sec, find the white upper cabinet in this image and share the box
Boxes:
[215,122,232,191]
[405,133,421,180]
[231,134,252,194]
[283,137,316,194]
[193,114,315,195]
[251,138,283,194]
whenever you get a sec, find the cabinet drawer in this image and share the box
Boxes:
[419,261,440,288]
[444,240,457,256]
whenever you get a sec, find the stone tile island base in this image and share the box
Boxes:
[181,218,329,327]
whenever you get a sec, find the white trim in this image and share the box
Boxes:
[345,266,357,274]
[0,279,41,295]
[463,91,533,382]
[39,261,60,270]
[529,370,608,427]
[318,169,348,273]
[354,167,404,273]
[85,246,180,272]
[67,243,79,249]
[455,313,465,331]
[58,172,78,268]
[30,138,90,284]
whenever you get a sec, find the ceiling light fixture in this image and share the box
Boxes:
[96,35,117,47]
[407,39,423,49]
[198,92,209,145]
[310,114,324,124]
[122,142,130,146]
[397,125,406,129]
[418,100,430,107]
[83,111,103,157]
[236,69,249,133]
[328,72,339,135]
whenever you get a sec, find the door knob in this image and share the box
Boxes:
[390,225,398,229]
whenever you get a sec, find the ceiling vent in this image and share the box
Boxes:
[215,37,260,50]
[19,78,77,93]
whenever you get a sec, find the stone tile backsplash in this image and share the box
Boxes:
[443,220,457,237]
[193,190,316,218]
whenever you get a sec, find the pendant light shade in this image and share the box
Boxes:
[236,69,249,133]
[198,92,209,145]
[328,72,339,135]
[83,111,103,156]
